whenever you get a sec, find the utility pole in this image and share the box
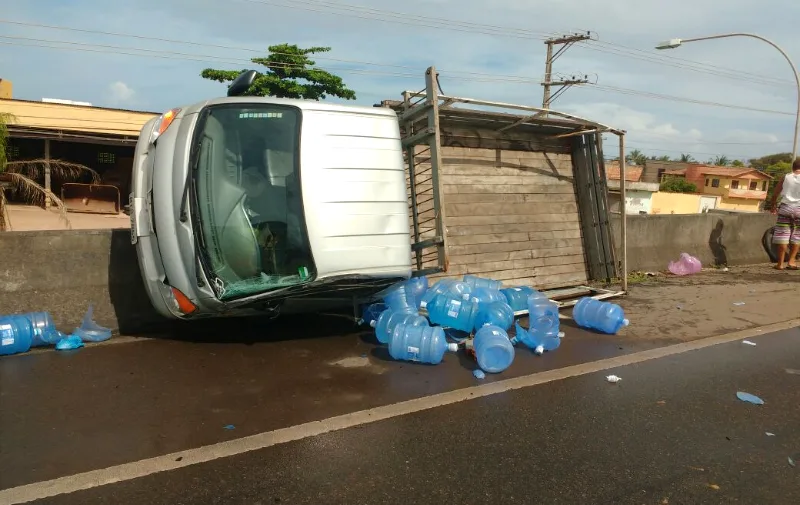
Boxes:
[542,32,592,115]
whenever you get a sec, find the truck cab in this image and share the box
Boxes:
[130,72,411,319]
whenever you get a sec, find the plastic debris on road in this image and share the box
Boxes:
[606,375,622,383]
[472,369,485,380]
[223,425,235,430]
[732,301,746,306]
[667,252,702,276]
[789,456,796,468]
[736,391,764,405]
[742,340,757,346]
[786,368,800,375]
[766,432,776,437]
[55,334,84,350]
[72,305,112,343]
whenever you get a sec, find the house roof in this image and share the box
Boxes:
[605,161,643,182]
[694,165,771,179]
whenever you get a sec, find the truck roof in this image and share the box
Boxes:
[176,96,398,118]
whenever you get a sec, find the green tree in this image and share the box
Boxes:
[200,44,356,101]
[660,177,697,193]
[679,153,695,163]
[749,152,792,171]
[626,149,647,166]
[0,112,97,231]
[731,159,745,167]
[713,155,730,166]
[764,160,793,210]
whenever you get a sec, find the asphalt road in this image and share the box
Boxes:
[1,317,798,505]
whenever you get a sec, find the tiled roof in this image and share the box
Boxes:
[697,166,770,179]
[605,161,643,182]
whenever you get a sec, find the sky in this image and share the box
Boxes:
[1,0,799,162]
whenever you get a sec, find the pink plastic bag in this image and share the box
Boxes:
[668,253,702,276]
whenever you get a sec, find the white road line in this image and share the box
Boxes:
[1,318,797,505]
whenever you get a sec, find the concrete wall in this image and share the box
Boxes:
[611,210,775,272]
[0,229,166,334]
[650,192,705,214]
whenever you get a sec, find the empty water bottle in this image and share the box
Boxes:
[500,286,536,312]
[512,322,561,355]
[406,276,429,306]
[469,287,506,306]
[382,282,418,314]
[572,297,629,335]
[426,294,480,333]
[419,279,456,309]
[371,310,428,344]
[0,315,34,356]
[463,274,502,291]
[360,303,388,325]
[474,301,515,331]
[473,325,515,373]
[20,312,60,347]
[388,322,458,364]
[668,252,702,276]
[528,293,560,338]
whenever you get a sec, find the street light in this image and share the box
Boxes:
[656,33,800,162]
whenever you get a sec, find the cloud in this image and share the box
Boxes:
[107,81,135,106]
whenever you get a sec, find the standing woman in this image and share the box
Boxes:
[770,159,800,270]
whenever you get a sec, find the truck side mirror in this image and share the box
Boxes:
[227,70,258,97]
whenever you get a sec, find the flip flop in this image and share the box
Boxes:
[788,265,799,270]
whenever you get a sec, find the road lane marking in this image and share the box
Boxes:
[1,318,798,504]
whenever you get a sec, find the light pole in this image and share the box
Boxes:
[656,34,800,162]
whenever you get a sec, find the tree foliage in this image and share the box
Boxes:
[749,152,792,171]
[660,177,697,193]
[0,112,13,171]
[731,159,745,167]
[712,155,730,166]
[200,44,356,101]
[679,153,695,162]
[626,149,647,166]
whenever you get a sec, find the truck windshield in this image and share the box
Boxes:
[192,103,315,300]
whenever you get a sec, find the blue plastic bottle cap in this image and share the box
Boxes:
[622,319,630,326]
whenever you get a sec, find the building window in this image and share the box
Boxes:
[749,181,758,190]
[711,178,720,188]
[98,152,116,164]
[731,180,739,189]
[705,178,710,187]
[762,181,767,191]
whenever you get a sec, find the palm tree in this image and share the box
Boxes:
[0,113,98,231]
[656,155,671,162]
[679,153,695,163]
[626,149,647,166]
[713,155,730,166]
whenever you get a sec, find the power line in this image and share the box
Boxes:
[2,35,794,119]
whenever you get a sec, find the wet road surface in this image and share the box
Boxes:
[1,315,798,504]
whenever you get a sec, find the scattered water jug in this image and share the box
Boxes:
[0,315,34,356]
[72,305,112,342]
[572,297,629,335]
[426,295,480,333]
[419,279,456,309]
[20,312,60,347]
[512,322,562,355]
[468,287,506,306]
[382,283,418,314]
[527,293,560,338]
[388,322,458,364]
[406,276,429,307]
[463,274,502,291]
[360,303,388,325]
[668,252,702,276]
[500,286,536,312]
[371,310,428,344]
[474,301,514,331]
[472,325,515,373]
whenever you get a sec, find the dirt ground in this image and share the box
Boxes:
[606,264,800,342]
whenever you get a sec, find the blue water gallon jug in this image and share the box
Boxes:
[20,312,59,347]
[512,322,562,354]
[406,276,429,307]
[372,310,428,344]
[572,297,629,334]
[474,301,515,331]
[527,294,560,337]
[463,274,503,291]
[500,286,537,312]
[0,315,34,356]
[426,294,480,333]
[419,279,456,309]
[360,303,387,326]
[473,325,515,373]
[388,322,458,364]
[382,282,418,314]
[468,287,506,306]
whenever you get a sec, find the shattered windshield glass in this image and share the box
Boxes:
[192,104,315,300]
